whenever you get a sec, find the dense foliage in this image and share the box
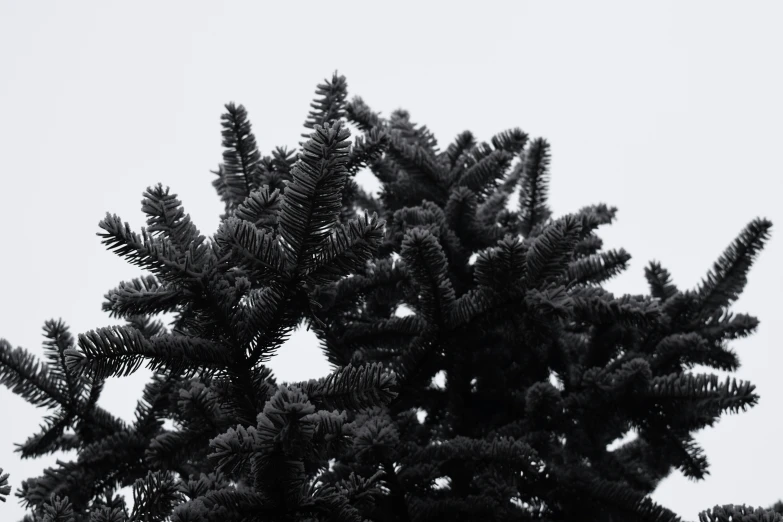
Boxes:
[0,72,777,522]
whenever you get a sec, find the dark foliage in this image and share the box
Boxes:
[0,71,776,522]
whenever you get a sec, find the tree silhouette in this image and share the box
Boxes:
[0,72,776,522]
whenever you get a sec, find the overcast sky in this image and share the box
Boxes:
[1,1,782,520]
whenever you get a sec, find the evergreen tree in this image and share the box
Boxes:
[0,72,776,522]
[307,82,777,522]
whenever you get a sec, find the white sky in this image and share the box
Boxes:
[1,1,781,520]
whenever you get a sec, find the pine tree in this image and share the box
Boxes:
[303,79,776,522]
[0,72,777,522]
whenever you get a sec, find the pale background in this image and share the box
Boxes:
[1,1,781,520]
